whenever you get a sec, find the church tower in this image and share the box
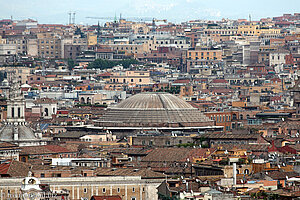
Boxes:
[0,70,45,146]
[6,70,26,124]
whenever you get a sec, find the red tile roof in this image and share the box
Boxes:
[211,79,228,83]
[20,145,76,155]
[174,79,190,84]
[0,163,10,175]
[91,195,122,200]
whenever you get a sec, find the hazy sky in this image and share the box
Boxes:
[1,0,299,25]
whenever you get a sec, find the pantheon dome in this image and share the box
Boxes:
[96,93,214,128]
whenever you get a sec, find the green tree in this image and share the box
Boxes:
[87,58,139,70]
[67,59,76,71]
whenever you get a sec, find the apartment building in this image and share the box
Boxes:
[187,48,222,61]
[37,32,62,59]
[110,70,151,86]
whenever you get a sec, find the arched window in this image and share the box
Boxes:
[244,169,250,174]
[45,108,49,116]
[233,114,237,120]
[236,169,239,174]
[87,97,91,104]
[240,114,243,120]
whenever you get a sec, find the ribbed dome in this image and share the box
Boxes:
[96,93,213,128]
[115,93,194,110]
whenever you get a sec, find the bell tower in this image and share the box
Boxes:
[6,70,25,123]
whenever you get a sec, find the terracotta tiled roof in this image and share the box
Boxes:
[141,148,214,163]
[0,160,31,177]
[174,79,190,84]
[95,168,164,179]
[0,142,19,149]
[211,79,228,84]
[0,163,9,174]
[91,196,122,200]
[20,145,76,155]
[266,171,299,180]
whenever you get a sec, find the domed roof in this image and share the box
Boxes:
[97,93,213,128]
[115,93,194,110]
[0,123,44,146]
[0,124,38,141]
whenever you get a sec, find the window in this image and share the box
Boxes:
[232,114,237,120]
[117,188,120,193]
[45,108,49,116]
[11,108,14,118]
[132,187,135,192]
[131,198,136,200]
[84,188,87,193]
[18,107,21,118]
[102,188,106,193]
[41,173,45,178]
